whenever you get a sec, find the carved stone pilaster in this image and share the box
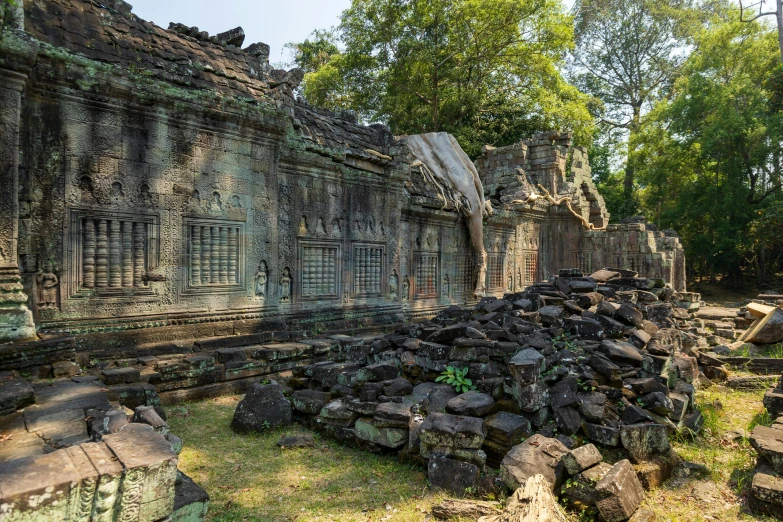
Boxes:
[0,66,36,341]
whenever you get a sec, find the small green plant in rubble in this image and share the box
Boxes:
[435,366,476,393]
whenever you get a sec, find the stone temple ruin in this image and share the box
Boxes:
[0,0,695,521]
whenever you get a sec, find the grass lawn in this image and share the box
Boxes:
[168,385,779,522]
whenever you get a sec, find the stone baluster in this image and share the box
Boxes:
[82,218,95,288]
[201,226,211,285]
[132,222,145,287]
[227,227,237,283]
[95,220,108,288]
[219,227,228,284]
[121,221,133,287]
[109,220,121,288]
[210,226,219,283]
[191,225,201,286]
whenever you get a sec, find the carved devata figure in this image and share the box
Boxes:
[402,276,410,301]
[255,261,268,298]
[443,274,450,297]
[389,269,399,299]
[37,260,59,309]
[280,267,293,303]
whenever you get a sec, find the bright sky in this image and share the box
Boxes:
[130,0,577,67]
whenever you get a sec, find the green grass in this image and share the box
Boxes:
[169,387,779,522]
[731,343,783,359]
[168,396,452,522]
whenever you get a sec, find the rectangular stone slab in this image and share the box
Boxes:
[103,423,178,522]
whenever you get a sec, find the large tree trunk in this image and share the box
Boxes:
[477,475,569,522]
[623,105,642,217]
[777,0,783,66]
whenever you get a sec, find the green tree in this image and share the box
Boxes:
[570,0,688,218]
[634,2,783,284]
[293,0,593,156]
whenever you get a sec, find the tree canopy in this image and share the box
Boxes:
[290,0,594,156]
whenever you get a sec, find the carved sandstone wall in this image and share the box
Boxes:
[0,0,685,343]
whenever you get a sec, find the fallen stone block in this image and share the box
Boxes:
[446,391,495,417]
[562,443,603,476]
[290,389,331,415]
[319,399,359,427]
[508,349,544,384]
[231,381,292,433]
[620,423,670,463]
[595,459,645,522]
[500,434,569,490]
[427,455,479,496]
[173,471,210,522]
[751,424,783,473]
[0,373,34,416]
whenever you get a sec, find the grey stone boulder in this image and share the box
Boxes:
[750,424,783,473]
[427,455,479,496]
[446,391,495,417]
[500,433,569,490]
[374,402,412,428]
[599,340,643,366]
[484,411,532,444]
[620,423,670,463]
[562,443,603,475]
[0,374,34,416]
[595,459,645,522]
[173,471,210,522]
[231,381,292,433]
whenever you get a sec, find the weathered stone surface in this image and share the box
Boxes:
[500,434,569,490]
[319,399,359,427]
[173,471,210,522]
[420,412,486,449]
[291,389,331,414]
[0,373,34,416]
[508,349,544,384]
[562,443,603,475]
[484,411,532,444]
[355,418,408,448]
[374,401,412,428]
[600,340,643,366]
[595,459,645,522]
[427,455,479,496]
[446,391,495,417]
[751,424,783,473]
[231,381,292,433]
[621,423,671,463]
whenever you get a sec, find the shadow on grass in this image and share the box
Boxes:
[168,397,440,522]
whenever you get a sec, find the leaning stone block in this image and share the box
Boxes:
[500,433,569,490]
[595,459,645,522]
[751,424,783,473]
[562,443,603,476]
[0,373,34,416]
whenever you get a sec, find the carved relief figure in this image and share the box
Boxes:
[402,276,410,301]
[443,274,450,297]
[255,261,268,298]
[389,269,399,299]
[507,273,513,292]
[315,217,326,235]
[280,267,293,302]
[37,261,59,309]
[299,216,309,236]
[516,268,522,290]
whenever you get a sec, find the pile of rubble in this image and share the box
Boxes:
[233,267,708,521]
[0,372,209,521]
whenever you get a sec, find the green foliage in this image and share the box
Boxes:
[435,365,476,393]
[570,0,690,218]
[292,0,594,156]
[633,2,783,283]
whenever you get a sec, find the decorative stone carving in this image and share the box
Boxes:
[353,244,384,297]
[389,269,399,299]
[402,276,410,301]
[280,267,293,303]
[255,261,268,298]
[443,274,450,298]
[36,260,58,309]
